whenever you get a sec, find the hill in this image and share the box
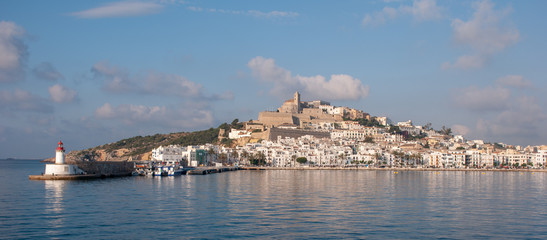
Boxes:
[61,122,238,162]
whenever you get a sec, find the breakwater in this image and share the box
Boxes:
[241,166,547,172]
[187,166,240,175]
[29,161,134,180]
[74,161,134,177]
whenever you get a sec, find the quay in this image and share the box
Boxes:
[240,166,547,172]
[186,166,240,175]
[28,173,132,180]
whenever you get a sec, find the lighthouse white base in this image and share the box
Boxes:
[45,164,85,175]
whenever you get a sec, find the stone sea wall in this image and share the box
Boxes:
[72,161,134,176]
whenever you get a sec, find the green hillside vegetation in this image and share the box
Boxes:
[167,127,220,147]
[74,120,242,160]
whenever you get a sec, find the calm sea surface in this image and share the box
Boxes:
[1,159,546,239]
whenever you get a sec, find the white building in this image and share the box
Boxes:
[397,120,413,127]
[331,127,385,141]
[151,145,184,164]
[228,129,252,139]
[375,117,392,126]
[533,149,547,167]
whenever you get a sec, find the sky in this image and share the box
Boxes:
[1,0,546,158]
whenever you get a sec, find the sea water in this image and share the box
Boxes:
[1,159,546,239]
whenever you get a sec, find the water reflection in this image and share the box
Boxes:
[44,180,66,235]
[178,170,547,239]
[45,180,65,213]
[20,170,547,239]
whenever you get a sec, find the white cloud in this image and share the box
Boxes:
[95,103,116,118]
[48,84,78,103]
[453,85,510,112]
[142,72,202,98]
[400,0,442,21]
[362,0,442,27]
[91,61,232,100]
[187,6,298,18]
[91,61,135,93]
[451,124,470,136]
[248,10,299,18]
[456,74,545,145]
[187,6,203,12]
[71,1,163,18]
[94,102,214,128]
[0,89,52,113]
[444,0,519,69]
[33,62,64,81]
[496,75,532,89]
[362,7,398,26]
[442,54,485,70]
[476,96,546,142]
[248,56,370,101]
[0,21,27,82]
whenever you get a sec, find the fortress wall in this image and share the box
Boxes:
[268,128,331,141]
[298,109,343,121]
[251,129,269,140]
[302,108,324,116]
[258,112,297,127]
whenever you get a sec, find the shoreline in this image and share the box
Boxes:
[240,166,547,172]
[28,173,132,180]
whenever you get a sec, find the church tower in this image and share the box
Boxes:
[294,91,301,113]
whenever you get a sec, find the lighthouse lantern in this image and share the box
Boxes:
[55,140,65,164]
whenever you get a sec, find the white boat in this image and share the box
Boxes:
[152,165,184,176]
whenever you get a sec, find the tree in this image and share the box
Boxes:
[232,151,239,166]
[388,126,402,135]
[250,152,266,166]
[409,153,422,166]
[296,157,308,165]
[231,118,239,126]
[207,147,216,164]
[218,123,230,131]
[339,153,348,165]
[440,126,452,136]
[374,152,382,166]
[219,153,228,165]
[424,122,432,131]
[241,150,248,165]
[230,118,244,129]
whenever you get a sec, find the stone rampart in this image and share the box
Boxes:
[258,111,297,127]
[268,128,330,141]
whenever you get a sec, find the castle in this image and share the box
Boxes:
[256,91,354,128]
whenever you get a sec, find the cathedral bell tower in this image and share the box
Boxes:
[294,91,301,113]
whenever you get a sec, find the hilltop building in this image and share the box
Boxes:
[257,91,343,128]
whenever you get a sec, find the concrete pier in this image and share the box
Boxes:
[29,174,102,180]
[240,166,547,172]
[186,166,240,175]
[29,161,134,180]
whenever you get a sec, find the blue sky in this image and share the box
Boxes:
[1,0,546,158]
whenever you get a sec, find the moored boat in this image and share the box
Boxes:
[152,165,184,176]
